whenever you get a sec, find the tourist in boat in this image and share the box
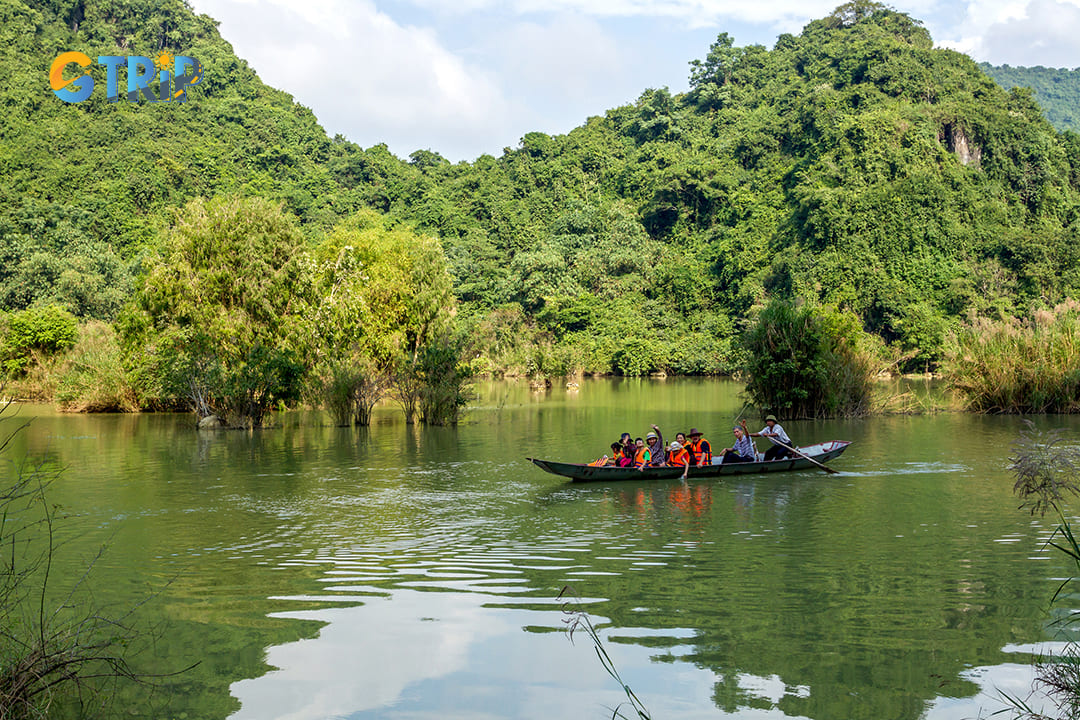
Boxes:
[719,425,755,464]
[746,415,794,461]
[645,425,667,467]
[667,441,692,467]
[617,444,636,467]
[588,442,623,467]
[633,437,651,469]
[667,440,693,479]
[687,428,712,466]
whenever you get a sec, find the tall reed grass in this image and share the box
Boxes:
[55,321,139,413]
[944,300,1080,414]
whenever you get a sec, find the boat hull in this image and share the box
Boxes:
[527,441,851,482]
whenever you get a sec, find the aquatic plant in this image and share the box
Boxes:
[944,301,1080,414]
[559,586,652,720]
[1005,421,1080,719]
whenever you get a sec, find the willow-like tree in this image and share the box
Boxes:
[310,209,465,424]
[119,195,310,427]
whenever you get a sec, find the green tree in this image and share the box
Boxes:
[119,196,311,426]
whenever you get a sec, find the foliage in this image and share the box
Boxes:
[0,401,149,718]
[312,357,388,427]
[415,336,473,426]
[982,63,1080,133]
[943,300,1080,414]
[55,320,139,412]
[740,299,880,418]
[7,0,1080,382]
[559,586,653,720]
[1006,422,1080,720]
[1,306,78,376]
[309,210,455,370]
[119,195,311,425]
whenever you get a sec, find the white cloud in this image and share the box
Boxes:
[188,0,511,159]
[185,0,1080,162]
[937,0,1080,67]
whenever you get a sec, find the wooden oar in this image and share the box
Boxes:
[769,438,840,474]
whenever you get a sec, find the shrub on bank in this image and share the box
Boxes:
[55,321,139,412]
[0,305,77,376]
[943,300,1080,413]
[740,299,881,419]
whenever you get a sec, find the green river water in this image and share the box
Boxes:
[5,377,1079,720]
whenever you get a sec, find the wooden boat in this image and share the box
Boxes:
[527,440,852,482]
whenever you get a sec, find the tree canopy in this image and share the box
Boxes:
[5,0,1080,377]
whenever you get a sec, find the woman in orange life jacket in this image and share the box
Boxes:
[633,437,651,470]
[667,440,694,479]
[687,428,712,466]
[588,442,622,467]
[667,441,691,466]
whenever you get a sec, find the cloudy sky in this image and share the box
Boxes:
[185,0,1080,162]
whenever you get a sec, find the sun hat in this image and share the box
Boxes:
[689,428,703,436]
[646,431,657,440]
[670,441,681,450]
[765,414,778,422]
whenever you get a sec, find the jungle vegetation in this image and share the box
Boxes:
[982,63,1080,134]
[3,0,1080,416]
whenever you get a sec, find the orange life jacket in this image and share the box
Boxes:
[634,446,650,468]
[689,437,711,465]
[668,447,690,467]
[587,457,607,467]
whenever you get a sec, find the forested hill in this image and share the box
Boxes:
[981,63,1080,133]
[4,0,1080,375]
[0,0,352,319]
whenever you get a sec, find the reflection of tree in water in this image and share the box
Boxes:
[585,476,1054,720]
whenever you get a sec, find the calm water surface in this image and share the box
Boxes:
[7,378,1079,720]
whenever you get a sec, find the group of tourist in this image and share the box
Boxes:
[588,416,795,477]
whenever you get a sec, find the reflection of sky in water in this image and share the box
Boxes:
[229,589,726,720]
[230,576,1057,720]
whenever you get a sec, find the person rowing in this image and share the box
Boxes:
[746,414,794,461]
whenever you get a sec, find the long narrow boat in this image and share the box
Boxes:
[528,440,852,482]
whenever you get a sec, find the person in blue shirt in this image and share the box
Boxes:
[719,425,755,464]
[747,415,794,461]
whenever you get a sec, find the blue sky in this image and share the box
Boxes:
[186,0,1080,162]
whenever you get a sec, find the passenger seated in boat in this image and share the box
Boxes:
[588,442,622,467]
[645,426,666,467]
[667,441,692,467]
[617,444,636,467]
[687,428,712,466]
[747,414,794,461]
[719,426,755,464]
[633,438,651,469]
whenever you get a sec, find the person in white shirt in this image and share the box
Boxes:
[748,414,794,461]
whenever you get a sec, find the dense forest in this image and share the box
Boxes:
[982,62,1080,133]
[3,0,1080,408]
